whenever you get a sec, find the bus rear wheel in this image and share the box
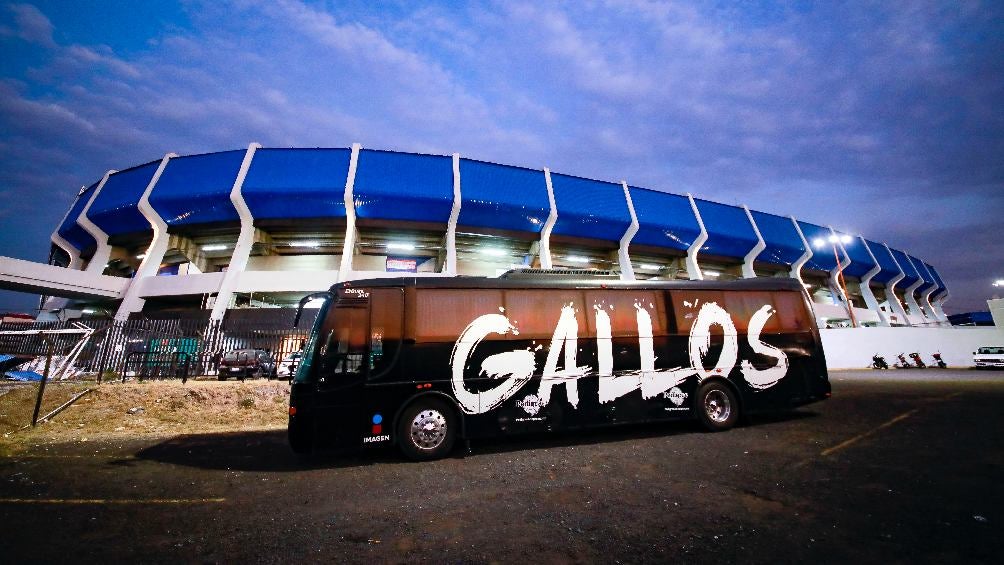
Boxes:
[398,398,456,461]
[695,380,739,432]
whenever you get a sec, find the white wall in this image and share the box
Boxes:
[247,254,341,271]
[820,326,1004,369]
[990,298,1004,329]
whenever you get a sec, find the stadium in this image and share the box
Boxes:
[1,142,950,328]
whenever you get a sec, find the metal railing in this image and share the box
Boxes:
[0,316,311,381]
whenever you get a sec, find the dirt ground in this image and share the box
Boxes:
[0,380,289,455]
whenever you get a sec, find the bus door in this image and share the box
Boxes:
[312,294,371,441]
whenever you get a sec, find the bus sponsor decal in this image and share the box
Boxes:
[450,299,787,415]
[665,387,688,406]
[518,394,543,416]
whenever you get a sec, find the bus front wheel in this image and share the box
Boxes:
[398,398,457,461]
[695,380,739,432]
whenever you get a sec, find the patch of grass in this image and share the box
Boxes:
[238,397,255,409]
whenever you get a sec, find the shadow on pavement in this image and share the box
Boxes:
[134,430,384,472]
[134,410,818,472]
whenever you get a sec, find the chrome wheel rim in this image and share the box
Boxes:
[704,390,731,423]
[409,409,448,451]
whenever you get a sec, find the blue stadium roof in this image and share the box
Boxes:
[889,248,920,287]
[836,230,875,279]
[863,239,900,284]
[628,186,700,253]
[750,211,804,267]
[695,199,758,260]
[88,160,160,237]
[457,159,549,235]
[549,173,631,243]
[57,182,99,254]
[353,149,454,224]
[796,221,837,272]
[148,150,245,227]
[242,148,351,221]
[51,145,947,302]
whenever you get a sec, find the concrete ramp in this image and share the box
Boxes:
[0,256,129,299]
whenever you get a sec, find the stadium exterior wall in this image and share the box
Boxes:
[3,143,953,330]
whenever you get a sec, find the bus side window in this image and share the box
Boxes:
[369,288,403,377]
[503,289,587,340]
[583,290,665,337]
[772,291,812,332]
[671,290,726,335]
[415,289,506,342]
[724,291,779,334]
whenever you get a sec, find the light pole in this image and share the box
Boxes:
[813,234,857,328]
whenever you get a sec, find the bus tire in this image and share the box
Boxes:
[398,398,457,461]
[695,380,739,432]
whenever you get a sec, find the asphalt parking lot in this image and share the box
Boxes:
[1,369,1001,563]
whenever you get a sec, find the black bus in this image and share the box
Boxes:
[288,274,830,460]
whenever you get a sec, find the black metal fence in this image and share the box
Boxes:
[0,313,314,381]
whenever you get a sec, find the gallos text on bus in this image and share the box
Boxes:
[450,299,789,415]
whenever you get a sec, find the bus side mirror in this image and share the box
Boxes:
[294,291,333,328]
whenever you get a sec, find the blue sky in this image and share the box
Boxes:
[0,0,1001,313]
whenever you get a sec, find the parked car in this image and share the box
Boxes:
[276,352,302,380]
[973,346,1004,369]
[218,349,276,380]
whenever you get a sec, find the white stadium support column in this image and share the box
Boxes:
[442,153,462,276]
[828,227,850,307]
[685,193,706,280]
[50,202,83,270]
[919,262,939,321]
[617,181,638,281]
[210,143,260,321]
[78,170,117,274]
[337,143,362,282]
[932,289,950,323]
[901,256,927,323]
[882,243,911,327]
[539,168,558,269]
[789,217,811,286]
[742,205,765,279]
[919,263,949,325]
[337,142,361,280]
[858,238,889,326]
[114,153,176,321]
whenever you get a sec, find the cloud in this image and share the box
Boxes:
[0,0,1000,313]
[0,3,54,46]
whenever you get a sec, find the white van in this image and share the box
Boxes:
[973,347,1004,369]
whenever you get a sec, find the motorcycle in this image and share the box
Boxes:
[870,354,889,370]
[893,353,912,369]
[931,352,947,369]
[909,352,927,368]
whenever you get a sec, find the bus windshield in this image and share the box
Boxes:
[294,296,369,382]
[293,299,330,383]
